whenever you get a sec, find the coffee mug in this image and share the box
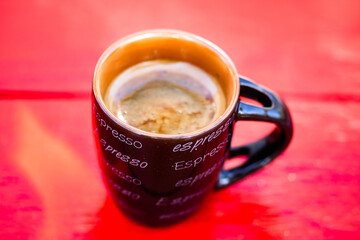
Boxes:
[92,30,293,226]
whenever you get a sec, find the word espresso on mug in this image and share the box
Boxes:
[172,113,234,153]
[99,138,149,169]
[100,156,142,186]
[156,184,213,206]
[175,160,222,187]
[94,106,143,149]
[105,177,141,200]
[172,139,227,171]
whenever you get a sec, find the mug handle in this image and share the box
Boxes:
[215,77,293,189]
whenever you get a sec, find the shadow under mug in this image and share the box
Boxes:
[92,30,293,226]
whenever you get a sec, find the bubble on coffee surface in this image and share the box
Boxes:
[105,60,225,135]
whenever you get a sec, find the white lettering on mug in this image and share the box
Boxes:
[173,139,227,171]
[175,160,222,187]
[94,106,143,149]
[106,177,141,200]
[100,156,142,186]
[172,113,234,153]
[156,185,211,206]
[101,139,148,169]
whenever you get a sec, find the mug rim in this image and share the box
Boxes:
[93,29,240,139]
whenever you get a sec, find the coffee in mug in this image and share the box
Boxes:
[104,60,226,134]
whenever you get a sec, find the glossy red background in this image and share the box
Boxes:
[1,0,359,239]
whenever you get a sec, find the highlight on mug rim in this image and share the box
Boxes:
[93,29,240,139]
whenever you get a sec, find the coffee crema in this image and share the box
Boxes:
[104,60,226,134]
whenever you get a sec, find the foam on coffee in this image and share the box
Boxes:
[104,60,226,134]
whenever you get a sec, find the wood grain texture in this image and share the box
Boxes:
[0,0,359,239]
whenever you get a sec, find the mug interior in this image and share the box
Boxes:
[93,30,239,137]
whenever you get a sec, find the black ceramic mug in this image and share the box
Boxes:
[92,30,293,226]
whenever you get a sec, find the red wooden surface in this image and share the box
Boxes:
[1,0,359,239]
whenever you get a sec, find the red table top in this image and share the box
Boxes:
[1,1,359,239]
